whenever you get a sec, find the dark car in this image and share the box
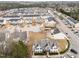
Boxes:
[75,31,78,33]
[66,33,68,35]
[71,29,74,31]
[70,49,78,54]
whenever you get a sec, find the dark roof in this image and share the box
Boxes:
[48,17,55,22]
[0,20,4,22]
[8,19,20,21]
[23,15,40,17]
[53,28,60,34]
[3,16,20,18]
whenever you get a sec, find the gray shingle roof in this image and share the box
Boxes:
[10,31,27,41]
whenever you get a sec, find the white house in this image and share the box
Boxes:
[33,44,43,53]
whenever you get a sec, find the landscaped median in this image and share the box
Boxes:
[49,39,70,55]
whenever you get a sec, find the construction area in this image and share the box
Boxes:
[0,8,70,58]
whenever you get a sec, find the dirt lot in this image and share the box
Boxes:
[27,31,46,57]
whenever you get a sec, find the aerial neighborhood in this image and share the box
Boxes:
[0,1,79,58]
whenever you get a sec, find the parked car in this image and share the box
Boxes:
[71,29,74,31]
[66,33,68,35]
[70,49,78,54]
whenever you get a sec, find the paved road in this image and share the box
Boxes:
[48,10,79,57]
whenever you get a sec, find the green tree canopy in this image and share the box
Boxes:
[8,41,30,58]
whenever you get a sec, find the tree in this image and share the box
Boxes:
[0,41,30,58]
[9,41,30,58]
